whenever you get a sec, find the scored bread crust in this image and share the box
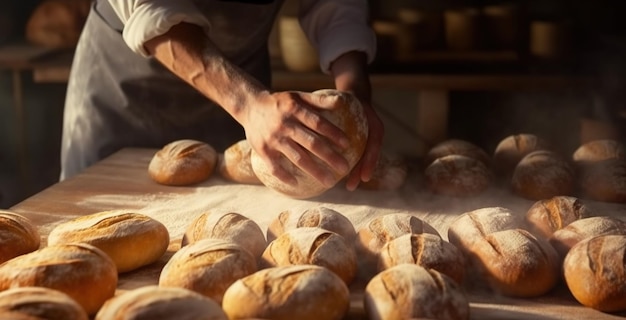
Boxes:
[0,287,88,320]
[218,139,263,185]
[266,206,356,243]
[0,211,40,264]
[148,139,218,186]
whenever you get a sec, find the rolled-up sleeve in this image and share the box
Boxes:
[299,0,377,73]
[108,0,211,57]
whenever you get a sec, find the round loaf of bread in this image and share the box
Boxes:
[470,228,560,297]
[0,287,88,320]
[47,210,170,273]
[525,196,593,239]
[218,139,262,185]
[578,159,626,203]
[548,216,626,262]
[493,133,550,179]
[250,89,368,199]
[261,227,357,284]
[0,211,40,264]
[511,150,575,200]
[266,206,356,243]
[181,211,266,257]
[425,154,492,197]
[447,207,520,253]
[425,139,491,167]
[95,286,227,320]
[25,0,90,49]
[379,233,466,284]
[148,139,218,186]
[572,139,625,165]
[159,238,257,304]
[359,152,408,191]
[222,265,350,320]
[0,311,42,320]
[0,243,117,315]
[364,264,470,320]
[564,235,626,312]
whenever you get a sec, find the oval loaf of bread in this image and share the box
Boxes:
[0,210,40,264]
[149,139,218,186]
[266,206,356,243]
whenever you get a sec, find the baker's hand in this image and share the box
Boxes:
[243,90,351,187]
[345,100,384,191]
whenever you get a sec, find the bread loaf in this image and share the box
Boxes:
[548,216,626,261]
[159,238,257,304]
[378,233,466,284]
[572,139,625,165]
[0,211,40,264]
[95,286,227,320]
[266,206,356,243]
[0,243,117,315]
[447,207,520,252]
[564,235,626,312]
[425,139,491,167]
[425,154,492,197]
[578,159,626,203]
[493,133,550,179]
[149,139,218,186]
[0,287,88,320]
[364,264,470,320]
[0,311,42,320]
[511,150,575,200]
[250,89,368,199]
[181,211,266,257]
[222,265,350,320]
[25,0,90,48]
[524,196,592,238]
[359,152,408,191]
[218,139,262,185]
[47,210,169,273]
[261,227,357,284]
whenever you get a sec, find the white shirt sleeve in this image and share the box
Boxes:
[299,0,377,74]
[107,0,211,57]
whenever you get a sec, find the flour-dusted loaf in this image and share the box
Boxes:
[95,286,227,320]
[0,287,88,320]
[447,207,521,253]
[511,150,575,200]
[493,133,550,179]
[266,206,356,243]
[149,139,218,186]
[425,139,491,167]
[548,216,626,261]
[47,210,169,273]
[425,154,492,197]
[578,158,626,203]
[572,139,625,165]
[359,152,408,191]
[159,238,257,304]
[525,196,593,239]
[0,243,117,315]
[218,139,262,185]
[364,264,470,320]
[0,211,40,264]
[250,89,368,199]
[222,265,350,320]
[378,233,465,284]
[181,211,267,258]
[564,235,626,312]
[261,227,357,284]
[25,0,90,48]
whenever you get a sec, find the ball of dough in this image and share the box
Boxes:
[425,154,492,197]
[364,264,470,320]
[261,227,357,284]
[218,139,262,185]
[222,265,350,320]
[524,196,593,239]
[25,0,90,48]
[511,150,575,200]
[0,210,40,264]
[95,286,228,320]
[0,287,88,320]
[359,152,408,191]
[548,216,626,262]
[159,238,257,304]
[149,139,218,186]
[266,206,356,243]
[250,90,368,199]
[564,235,626,312]
[0,243,117,315]
[47,210,170,273]
[425,139,491,167]
[181,211,267,258]
[578,159,626,203]
[493,133,550,178]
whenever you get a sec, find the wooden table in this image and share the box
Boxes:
[8,147,626,319]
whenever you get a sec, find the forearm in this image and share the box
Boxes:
[143,22,269,125]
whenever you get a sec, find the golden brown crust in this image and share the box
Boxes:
[250,90,368,199]
[425,155,492,197]
[222,265,350,320]
[218,139,263,185]
[25,0,90,49]
[549,216,626,261]
[525,196,593,239]
[0,243,117,315]
[0,211,40,264]
[578,159,626,203]
[511,150,575,201]
[425,139,491,167]
[148,139,218,186]
[0,287,88,320]
[572,139,625,165]
[447,207,521,252]
[47,211,169,273]
[493,133,550,178]
[159,238,257,304]
[266,206,356,243]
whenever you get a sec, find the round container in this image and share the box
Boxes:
[279,16,319,72]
